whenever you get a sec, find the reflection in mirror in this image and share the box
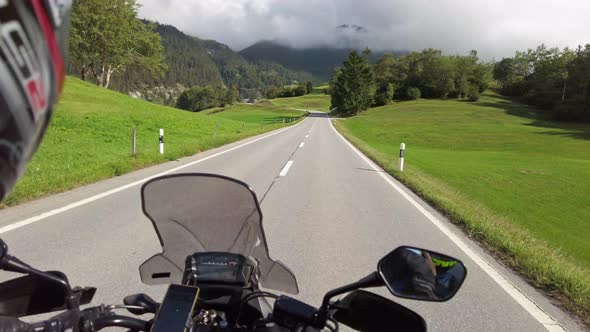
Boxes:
[378,246,467,302]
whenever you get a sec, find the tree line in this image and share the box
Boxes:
[175,86,240,112]
[266,82,313,99]
[493,44,590,120]
[330,48,492,115]
[68,0,317,104]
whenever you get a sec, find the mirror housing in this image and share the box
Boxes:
[378,246,467,302]
[333,290,426,332]
[0,239,7,263]
[0,272,96,317]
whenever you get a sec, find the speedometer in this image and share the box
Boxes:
[183,252,255,286]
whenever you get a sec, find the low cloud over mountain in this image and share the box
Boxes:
[139,0,590,59]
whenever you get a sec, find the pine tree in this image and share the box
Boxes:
[329,50,376,115]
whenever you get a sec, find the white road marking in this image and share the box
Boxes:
[305,135,309,138]
[279,161,294,177]
[0,120,307,235]
[328,120,565,332]
[299,142,305,148]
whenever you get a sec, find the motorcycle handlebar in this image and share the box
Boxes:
[90,315,150,331]
[21,307,150,332]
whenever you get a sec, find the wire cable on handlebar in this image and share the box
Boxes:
[235,292,279,327]
[325,317,339,332]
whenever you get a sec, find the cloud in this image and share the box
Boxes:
[138,0,590,59]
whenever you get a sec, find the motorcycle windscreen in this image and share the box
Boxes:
[138,174,299,294]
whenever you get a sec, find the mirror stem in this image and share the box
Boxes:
[321,272,382,309]
[316,272,383,328]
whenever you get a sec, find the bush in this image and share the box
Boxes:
[406,87,421,100]
[374,83,395,106]
[266,85,307,99]
[467,86,480,102]
[176,86,237,112]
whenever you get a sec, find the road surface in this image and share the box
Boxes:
[0,113,584,331]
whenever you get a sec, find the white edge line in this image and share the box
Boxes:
[279,161,294,177]
[299,142,305,148]
[328,120,565,332]
[0,120,307,235]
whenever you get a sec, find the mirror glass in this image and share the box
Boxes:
[0,272,67,317]
[378,246,467,301]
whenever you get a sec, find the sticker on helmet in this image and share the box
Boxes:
[44,0,72,28]
[0,2,48,121]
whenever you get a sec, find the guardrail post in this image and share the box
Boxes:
[399,143,406,171]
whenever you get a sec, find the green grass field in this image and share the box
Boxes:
[268,94,331,112]
[335,92,590,316]
[311,83,329,94]
[210,104,306,123]
[6,77,304,206]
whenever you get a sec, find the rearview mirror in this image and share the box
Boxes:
[333,290,426,332]
[0,238,7,263]
[0,272,96,317]
[378,246,467,302]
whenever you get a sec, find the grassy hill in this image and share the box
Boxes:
[6,77,305,206]
[268,94,331,112]
[210,104,306,124]
[335,93,590,317]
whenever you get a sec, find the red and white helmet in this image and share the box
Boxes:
[0,0,71,200]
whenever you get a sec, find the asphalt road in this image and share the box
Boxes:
[0,113,585,331]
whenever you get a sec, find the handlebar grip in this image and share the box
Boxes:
[91,315,149,331]
[0,316,34,332]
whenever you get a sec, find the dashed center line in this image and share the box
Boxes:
[299,142,305,148]
[279,161,294,177]
[305,135,309,138]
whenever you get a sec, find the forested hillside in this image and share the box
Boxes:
[69,22,316,103]
[240,41,405,81]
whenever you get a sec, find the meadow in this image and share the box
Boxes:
[334,92,590,316]
[7,77,304,206]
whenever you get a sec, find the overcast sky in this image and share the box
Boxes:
[138,0,590,59]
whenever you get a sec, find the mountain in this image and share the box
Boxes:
[239,41,406,81]
[75,23,316,104]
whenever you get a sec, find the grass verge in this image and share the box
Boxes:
[334,93,590,323]
[5,77,305,206]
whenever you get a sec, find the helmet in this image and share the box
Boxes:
[0,0,71,200]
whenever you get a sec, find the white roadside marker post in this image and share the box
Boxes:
[132,128,136,157]
[159,129,164,155]
[213,122,219,139]
[399,143,406,172]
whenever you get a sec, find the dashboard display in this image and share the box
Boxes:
[184,252,254,286]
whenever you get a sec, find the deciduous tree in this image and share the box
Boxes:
[70,0,167,88]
